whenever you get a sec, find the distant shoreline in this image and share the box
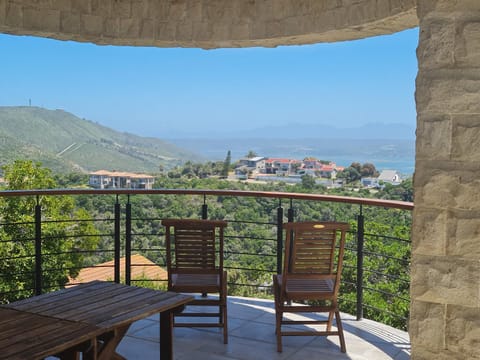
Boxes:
[167,137,415,176]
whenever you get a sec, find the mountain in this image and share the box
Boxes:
[162,122,415,140]
[0,106,202,174]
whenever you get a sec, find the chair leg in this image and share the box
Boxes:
[335,311,346,353]
[276,308,283,353]
[327,310,334,332]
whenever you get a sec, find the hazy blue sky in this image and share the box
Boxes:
[0,28,418,138]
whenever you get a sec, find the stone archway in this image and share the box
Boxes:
[1,1,479,359]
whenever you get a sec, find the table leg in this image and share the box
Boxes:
[160,304,187,360]
[160,311,173,360]
[96,325,130,360]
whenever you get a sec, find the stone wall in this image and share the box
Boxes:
[0,0,417,48]
[411,0,480,359]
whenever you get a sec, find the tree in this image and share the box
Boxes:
[245,150,258,159]
[360,163,379,177]
[221,150,231,178]
[301,174,316,189]
[337,166,361,184]
[0,160,100,301]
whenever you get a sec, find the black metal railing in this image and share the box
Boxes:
[0,188,413,329]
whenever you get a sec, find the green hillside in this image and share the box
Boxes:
[0,106,202,173]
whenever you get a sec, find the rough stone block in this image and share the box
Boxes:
[233,0,255,19]
[417,18,455,69]
[416,114,452,161]
[411,208,447,256]
[411,255,479,307]
[451,114,480,161]
[50,0,72,12]
[348,1,376,25]
[416,74,480,114]
[192,21,210,42]
[418,0,480,18]
[0,0,6,24]
[151,2,169,21]
[112,0,131,18]
[82,14,103,36]
[119,18,139,38]
[456,21,480,68]
[446,304,480,358]
[102,18,118,38]
[139,18,154,40]
[61,12,81,34]
[411,346,474,360]
[71,1,91,15]
[5,3,23,27]
[155,21,176,41]
[91,0,111,17]
[409,300,446,351]
[449,214,480,258]
[176,21,193,40]
[210,22,230,41]
[414,172,458,209]
[169,1,187,21]
[24,7,60,32]
[390,0,417,13]
[130,0,148,18]
[230,22,249,41]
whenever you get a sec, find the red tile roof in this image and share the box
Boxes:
[67,254,167,286]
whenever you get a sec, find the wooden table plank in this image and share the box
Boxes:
[0,308,101,360]
[4,281,193,360]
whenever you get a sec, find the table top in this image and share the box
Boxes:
[0,307,102,360]
[4,280,193,331]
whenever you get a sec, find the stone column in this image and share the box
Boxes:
[411,1,480,359]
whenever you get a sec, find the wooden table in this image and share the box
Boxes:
[2,281,192,360]
[0,307,101,360]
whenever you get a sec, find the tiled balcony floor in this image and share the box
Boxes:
[116,296,410,360]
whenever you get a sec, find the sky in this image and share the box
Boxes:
[0,28,419,139]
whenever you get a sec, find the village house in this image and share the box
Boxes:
[89,170,155,189]
[234,157,265,179]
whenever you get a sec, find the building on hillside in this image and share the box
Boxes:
[235,156,265,179]
[264,158,297,175]
[361,177,380,188]
[378,170,402,185]
[89,170,155,189]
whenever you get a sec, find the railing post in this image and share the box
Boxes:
[34,196,42,296]
[287,199,294,223]
[114,195,121,284]
[276,200,284,274]
[125,195,131,286]
[287,199,294,273]
[356,205,364,321]
[202,195,208,219]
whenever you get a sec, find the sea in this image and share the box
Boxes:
[168,138,415,176]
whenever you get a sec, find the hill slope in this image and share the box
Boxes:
[0,106,202,173]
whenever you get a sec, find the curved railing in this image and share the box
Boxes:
[0,188,413,329]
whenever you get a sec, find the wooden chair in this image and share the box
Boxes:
[162,218,228,344]
[273,221,350,352]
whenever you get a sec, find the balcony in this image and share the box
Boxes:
[0,188,413,359]
[117,296,410,359]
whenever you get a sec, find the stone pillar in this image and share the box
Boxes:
[411,1,480,359]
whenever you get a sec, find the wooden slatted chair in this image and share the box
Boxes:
[273,221,350,352]
[162,218,228,344]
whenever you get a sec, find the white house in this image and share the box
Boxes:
[89,170,155,189]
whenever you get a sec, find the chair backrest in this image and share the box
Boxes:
[162,219,227,275]
[282,221,350,296]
